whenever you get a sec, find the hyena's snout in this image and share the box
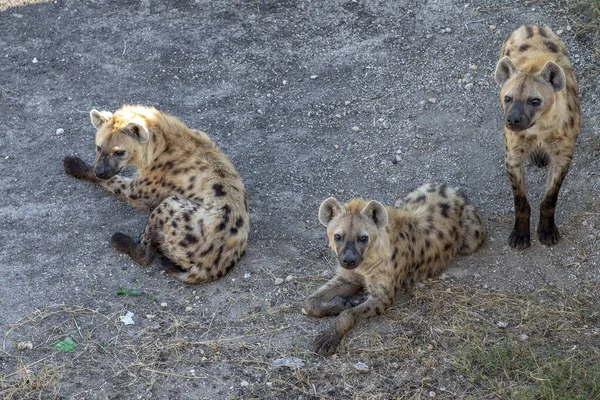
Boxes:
[338,242,362,269]
[94,156,119,180]
[505,102,531,132]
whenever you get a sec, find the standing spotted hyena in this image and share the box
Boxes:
[305,183,486,355]
[63,105,249,283]
[494,25,580,249]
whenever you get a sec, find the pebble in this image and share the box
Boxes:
[17,341,33,350]
[556,29,564,35]
[519,333,529,341]
[243,273,251,280]
[489,25,496,30]
[160,302,168,308]
[351,126,360,132]
[439,273,448,280]
[240,380,249,387]
[470,64,478,71]
[429,391,436,398]
[285,275,294,282]
[185,306,193,312]
[427,98,436,104]
[496,321,508,328]
[32,57,38,63]
[310,75,318,79]
[321,269,333,278]
[274,278,284,285]
[353,362,370,372]
[55,128,64,135]
[282,80,288,85]
[344,100,351,105]
[464,82,474,90]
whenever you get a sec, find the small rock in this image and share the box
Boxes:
[17,341,33,350]
[310,75,318,79]
[274,278,284,285]
[427,98,436,104]
[146,314,155,319]
[273,357,305,369]
[321,269,333,278]
[566,25,572,31]
[470,64,478,71]
[240,380,249,387]
[556,29,563,35]
[55,128,64,135]
[496,321,508,328]
[32,57,38,63]
[351,126,360,132]
[353,362,370,372]
[243,273,251,280]
[445,27,451,33]
[429,391,436,398]
[489,25,496,30]
[464,82,474,90]
[185,306,193,312]
[282,80,288,85]
[333,144,340,149]
[439,273,448,280]
[519,333,529,341]
[344,100,351,105]
[160,302,168,308]
[285,275,294,282]
[418,282,425,288]
[395,154,402,163]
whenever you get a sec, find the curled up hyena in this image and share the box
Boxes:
[305,183,486,356]
[494,25,580,249]
[63,105,249,283]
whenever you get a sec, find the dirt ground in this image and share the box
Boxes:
[1,0,599,399]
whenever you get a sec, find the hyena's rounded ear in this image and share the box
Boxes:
[90,109,113,129]
[538,61,566,93]
[494,56,517,87]
[361,200,388,229]
[318,197,344,226]
[123,118,150,143]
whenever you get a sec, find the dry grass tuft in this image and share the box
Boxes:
[1,283,598,399]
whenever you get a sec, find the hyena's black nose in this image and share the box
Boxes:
[507,114,521,127]
[342,257,356,267]
[95,166,110,179]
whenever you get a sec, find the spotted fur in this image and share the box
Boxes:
[63,105,249,283]
[494,25,580,249]
[306,183,486,355]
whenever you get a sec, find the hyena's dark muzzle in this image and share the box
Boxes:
[94,155,120,179]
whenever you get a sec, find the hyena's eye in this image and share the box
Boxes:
[504,96,512,103]
[530,98,541,107]
[333,234,342,242]
[114,150,126,157]
[358,235,369,243]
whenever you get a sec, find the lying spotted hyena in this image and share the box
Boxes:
[63,105,249,283]
[306,183,486,355]
[495,25,580,249]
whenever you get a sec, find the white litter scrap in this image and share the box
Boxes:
[272,356,305,369]
[119,311,135,325]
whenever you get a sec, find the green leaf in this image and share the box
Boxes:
[116,287,141,296]
[52,337,77,352]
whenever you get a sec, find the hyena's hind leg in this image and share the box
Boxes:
[457,193,486,255]
[110,201,170,266]
[305,273,364,318]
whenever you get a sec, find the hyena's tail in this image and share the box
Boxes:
[457,193,486,255]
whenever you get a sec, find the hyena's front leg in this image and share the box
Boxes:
[63,156,152,210]
[505,143,531,250]
[312,284,393,356]
[537,156,572,245]
[305,273,364,318]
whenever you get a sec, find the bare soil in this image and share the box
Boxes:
[1,0,598,399]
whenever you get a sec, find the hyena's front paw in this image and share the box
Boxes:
[537,224,560,246]
[63,156,93,180]
[508,229,530,250]
[312,329,342,356]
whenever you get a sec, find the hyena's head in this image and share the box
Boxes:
[494,57,565,132]
[89,108,151,179]
[318,198,388,270]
